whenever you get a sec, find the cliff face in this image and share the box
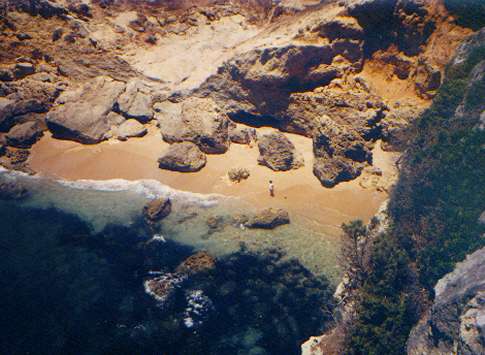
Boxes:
[407,247,485,355]
[0,0,470,184]
[303,22,485,355]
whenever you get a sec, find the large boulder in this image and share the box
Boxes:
[247,208,290,229]
[257,132,303,171]
[115,119,147,141]
[159,97,230,154]
[143,197,172,223]
[46,77,125,144]
[0,93,50,132]
[313,157,363,188]
[229,123,256,145]
[158,142,207,172]
[6,120,44,148]
[115,80,153,123]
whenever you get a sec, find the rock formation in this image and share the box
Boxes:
[407,247,485,355]
[143,197,172,223]
[257,132,303,171]
[246,208,290,229]
[158,142,207,172]
[46,77,125,144]
[0,0,471,188]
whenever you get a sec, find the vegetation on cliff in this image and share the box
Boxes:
[345,40,485,354]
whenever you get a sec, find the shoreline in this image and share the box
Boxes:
[28,124,400,236]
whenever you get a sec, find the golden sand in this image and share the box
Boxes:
[29,124,399,235]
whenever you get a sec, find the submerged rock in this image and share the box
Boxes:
[247,208,290,229]
[0,180,29,200]
[144,273,186,304]
[143,197,172,223]
[176,251,216,275]
[158,142,207,172]
[257,132,303,171]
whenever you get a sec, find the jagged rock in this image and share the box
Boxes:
[158,142,207,172]
[246,208,290,229]
[46,76,125,144]
[15,0,68,18]
[381,105,423,151]
[229,123,255,145]
[68,1,92,18]
[313,157,363,188]
[199,43,355,122]
[228,167,250,182]
[0,180,29,200]
[175,251,216,275]
[115,80,153,123]
[257,132,303,171]
[0,95,50,133]
[407,247,485,355]
[6,120,44,148]
[144,273,186,303]
[143,197,172,223]
[159,97,230,154]
[415,61,441,98]
[115,119,147,141]
[13,63,35,79]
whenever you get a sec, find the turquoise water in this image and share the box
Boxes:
[0,170,337,354]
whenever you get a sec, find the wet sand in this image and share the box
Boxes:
[29,124,400,236]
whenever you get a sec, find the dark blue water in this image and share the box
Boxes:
[0,200,334,355]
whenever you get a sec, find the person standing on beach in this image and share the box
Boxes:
[269,180,275,197]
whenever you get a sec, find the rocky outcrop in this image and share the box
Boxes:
[115,119,147,141]
[257,132,303,171]
[144,251,216,304]
[229,122,255,145]
[143,197,172,223]
[6,120,44,148]
[407,247,485,355]
[15,0,68,19]
[228,167,250,183]
[175,251,216,275]
[115,80,153,123]
[246,208,290,229]
[159,97,230,154]
[312,115,373,187]
[158,142,207,172]
[46,77,125,144]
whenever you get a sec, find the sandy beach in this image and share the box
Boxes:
[29,124,400,236]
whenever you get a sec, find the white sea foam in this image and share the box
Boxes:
[57,178,222,207]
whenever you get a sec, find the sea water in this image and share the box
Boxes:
[0,168,339,355]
